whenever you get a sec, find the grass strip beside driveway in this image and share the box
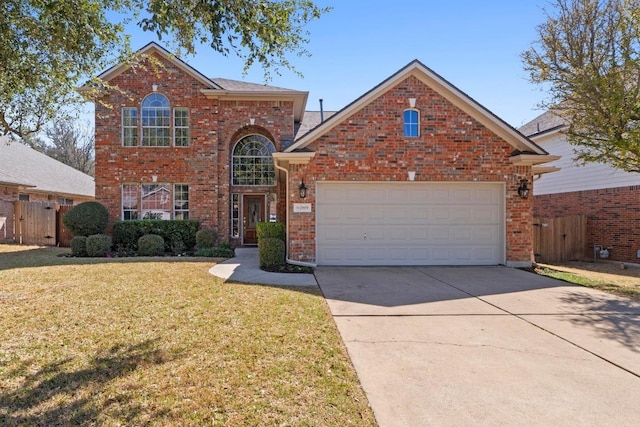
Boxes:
[0,245,375,426]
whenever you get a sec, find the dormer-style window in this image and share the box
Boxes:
[403,109,420,137]
[141,93,171,146]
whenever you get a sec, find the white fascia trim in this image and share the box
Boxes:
[510,154,561,166]
[272,152,315,164]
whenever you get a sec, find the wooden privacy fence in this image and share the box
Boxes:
[14,201,57,246]
[13,201,74,247]
[533,215,587,264]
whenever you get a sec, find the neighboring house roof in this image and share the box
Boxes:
[520,111,640,195]
[519,110,568,138]
[80,42,308,122]
[0,136,95,198]
[286,60,553,168]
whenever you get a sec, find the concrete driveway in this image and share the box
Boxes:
[315,266,640,426]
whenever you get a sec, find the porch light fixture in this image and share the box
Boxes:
[517,178,529,199]
[298,179,308,199]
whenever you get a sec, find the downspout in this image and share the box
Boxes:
[273,158,317,268]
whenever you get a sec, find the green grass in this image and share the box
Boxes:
[0,245,375,426]
[534,265,640,300]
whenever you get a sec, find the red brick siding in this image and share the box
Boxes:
[286,76,533,264]
[534,186,640,263]
[94,53,294,243]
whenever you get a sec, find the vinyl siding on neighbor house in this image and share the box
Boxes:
[532,133,640,195]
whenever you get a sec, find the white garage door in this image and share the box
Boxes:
[316,182,504,266]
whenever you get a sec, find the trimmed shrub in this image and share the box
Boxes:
[256,222,285,241]
[70,236,88,257]
[195,246,235,258]
[170,238,186,255]
[112,220,200,253]
[196,228,219,249]
[63,201,109,236]
[258,237,285,269]
[138,234,165,256]
[86,234,112,257]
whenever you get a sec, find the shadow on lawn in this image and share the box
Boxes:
[0,339,176,426]
[0,245,224,271]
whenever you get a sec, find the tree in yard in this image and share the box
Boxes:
[522,0,640,173]
[1,0,330,138]
[44,120,96,176]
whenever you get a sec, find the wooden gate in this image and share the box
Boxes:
[56,205,75,247]
[533,215,587,263]
[13,201,57,246]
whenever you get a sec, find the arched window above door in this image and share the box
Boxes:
[232,135,276,186]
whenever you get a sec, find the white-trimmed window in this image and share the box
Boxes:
[122,107,138,146]
[232,135,276,186]
[174,184,189,219]
[122,184,138,220]
[141,183,171,219]
[403,109,420,137]
[174,107,190,147]
[141,94,171,147]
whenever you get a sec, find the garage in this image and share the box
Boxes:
[316,182,505,266]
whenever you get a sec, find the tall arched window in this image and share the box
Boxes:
[141,93,171,146]
[232,135,276,186]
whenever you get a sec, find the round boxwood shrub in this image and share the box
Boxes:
[196,228,219,249]
[70,235,88,257]
[86,234,112,257]
[138,234,165,256]
[63,201,109,237]
[258,237,285,270]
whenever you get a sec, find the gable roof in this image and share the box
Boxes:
[80,42,309,122]
[0,136,95,198]
[286,60,549,158]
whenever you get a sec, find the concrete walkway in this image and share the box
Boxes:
[316,266,640,427]
[209,247,317,286]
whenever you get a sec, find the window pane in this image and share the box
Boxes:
[174,107,190,146]
[141,183,171,220]
[122,184,138,220]
[174,184,189,220]
[232,135,276,186]
[141,94,170,146]
[122,108,138,146]
[403,109,419,137]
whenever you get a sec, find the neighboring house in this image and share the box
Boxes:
[85,42,557,267]
[0,136,95,242]
[521,111,640,263]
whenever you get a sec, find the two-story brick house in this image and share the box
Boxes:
[85,42,557,267]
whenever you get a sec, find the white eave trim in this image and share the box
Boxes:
[272,152,316,165]
[532,165,561,175]
[510,154,561,166]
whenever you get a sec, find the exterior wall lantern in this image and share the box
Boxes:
[298,179,308,199]
[517,178,530,199]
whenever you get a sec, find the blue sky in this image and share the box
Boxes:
[98,0,551,128]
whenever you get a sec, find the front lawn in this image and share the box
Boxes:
[0,245,375,426]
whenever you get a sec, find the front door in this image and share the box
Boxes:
[243,195,264,244]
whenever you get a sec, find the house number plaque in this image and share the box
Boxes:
[293,203,312,213]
